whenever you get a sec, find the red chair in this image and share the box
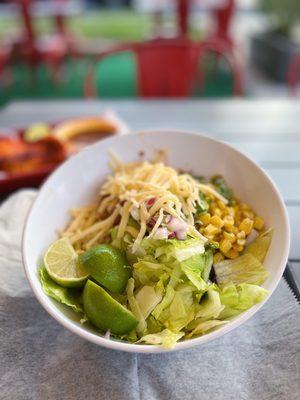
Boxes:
[84,38,243,98]
[13,0,72,82]
[176,0,235,46]
[210,0,235,49]
[287,53,300,96]
[177,0,189,37]
[0,43,12,84]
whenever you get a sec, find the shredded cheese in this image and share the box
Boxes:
[61,156,228,253]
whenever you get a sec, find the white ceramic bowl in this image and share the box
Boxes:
[22,131,290,353]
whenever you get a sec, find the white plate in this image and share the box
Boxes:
[22,130,290,353]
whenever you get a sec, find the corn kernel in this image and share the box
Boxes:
[211,215,224,228]
[220,239,232,253]
[224,224,237,234]
[210,202,217,212]
[213,208,222,217]
[199,213,211,226]
[223,231,236,242]
[237,230,245,239]
[226,249,239,259]
[213,252,224,264]
[227,207,235,216]
[253,216,265,230]
[233,244,244,252]
[224,217,234,232]
[224,215,234,224]
[204,224,219,236]
[239,218,253,235]
[217,200,226,210]
[243,210,254,219]
[237,238,246,246]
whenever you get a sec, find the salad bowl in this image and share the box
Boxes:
[22,130,290,353]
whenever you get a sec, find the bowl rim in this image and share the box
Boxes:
[22,129,290,353]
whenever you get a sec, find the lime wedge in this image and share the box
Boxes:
[83,280,138,335]
[24,123,51,142]
[79,244,130,294]
[44,237,88,288]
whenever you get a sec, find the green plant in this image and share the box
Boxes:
[260,0,300,37]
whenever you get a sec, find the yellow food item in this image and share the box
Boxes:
[213,208,222,217]
[199,213,211,226]
[204,224,220,237]
[226,250,239,259]
[233,243,244,252]
[237,231,245,239]
[239,218,254,235]
[220,239,232,254]
[200,194,263,259]
[223,231,236,242]
[210,215,224,228]
[53,117,117,142]
[253,216,265,230]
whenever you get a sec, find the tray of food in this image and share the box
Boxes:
[0,111,129,194]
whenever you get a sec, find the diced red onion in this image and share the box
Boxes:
[167,216,187,232]
[168,232,176,239]
[146,198,156,207]
[147,216,157,228]
[176,228,187,240]
[153,227,169,240]
[130,206,140,221]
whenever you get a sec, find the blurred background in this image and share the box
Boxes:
[0,0,300,105]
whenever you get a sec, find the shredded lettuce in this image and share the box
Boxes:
[187,319,228,338]
[146,315,163,334]
[202,250,214,282]
[135,285,163,319]
[133,256,171,286]
[181,256,208,290]
[126,278,147,335]
[181,251,213,290]
[152,285,176,320]
[137,238,205,263]
[138,329,184,348]
[219,282,268,319]
[195,287,224,319]
[214,253,269,286]
[39,267,83,313]
[244,228,273,263]
[160,283,196,332]
[156,238,205,262]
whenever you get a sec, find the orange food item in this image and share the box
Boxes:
[0,136,66,175]
[53,117,117,143]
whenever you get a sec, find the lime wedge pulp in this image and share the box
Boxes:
[83,280,138,335]
[24,123,51,142]
[79,244,131,294]
[44,237,88,288]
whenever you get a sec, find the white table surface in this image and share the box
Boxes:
[0,99,299,284]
